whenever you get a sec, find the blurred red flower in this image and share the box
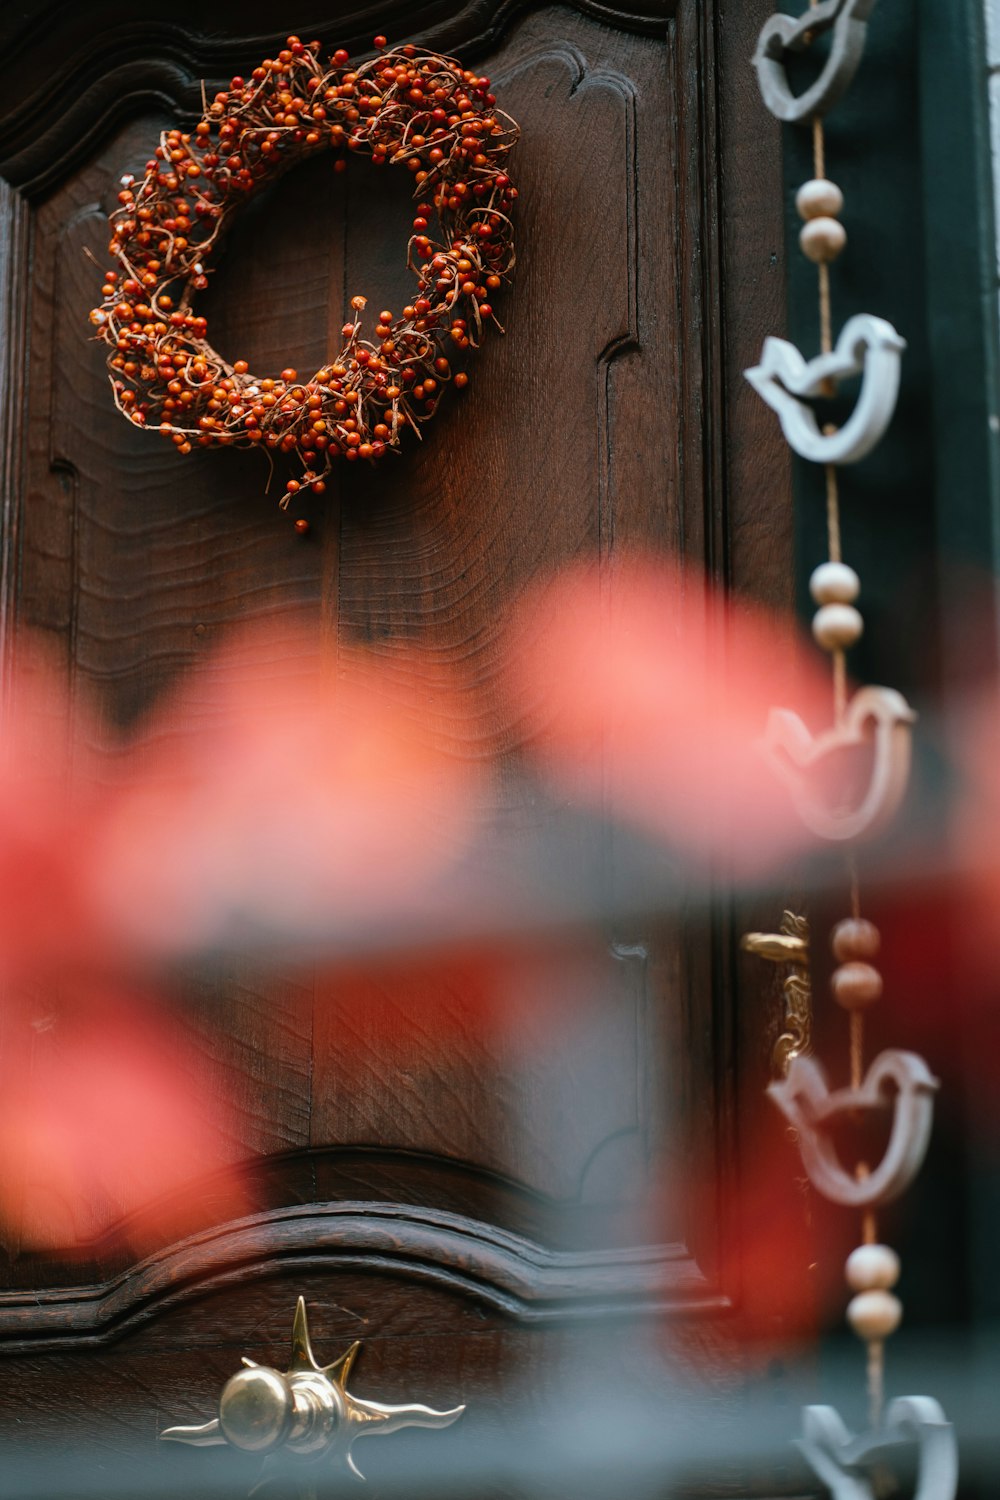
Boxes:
[0,620,481,1247]
[505,556,832,872]
[89,622,481,956]
[0,991,246,1251]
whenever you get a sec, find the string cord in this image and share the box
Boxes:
[811,72,883,1433]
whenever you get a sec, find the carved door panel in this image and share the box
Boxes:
[0,0,796,1489]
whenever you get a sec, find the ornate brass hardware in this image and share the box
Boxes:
[741,910,812,1077]
[160,1296,464,1479]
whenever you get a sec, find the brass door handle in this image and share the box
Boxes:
[161,1296,465,1479]
[741,910,812,1077]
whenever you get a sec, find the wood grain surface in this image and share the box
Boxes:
[0,0,798,1470]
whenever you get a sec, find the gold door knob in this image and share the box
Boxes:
[219,1367,295,1451]
[161,1296,465,1478]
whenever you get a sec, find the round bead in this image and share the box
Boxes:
[847,1289,902,1341]
[832,917,881,963]
[796,177,845,221]
[800,217,848,264]
[812,603,863,650]
[219,1368,294,1452]
[810,561,860,606]
[294,518,310,536]
[846,1244,900,1292]
[830,961,883,1010]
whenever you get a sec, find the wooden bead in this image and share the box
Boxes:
[796,177,845,221]
[812,603,863,650]
[810,561,860,605]
[830,961,883,1010]
[800,217,848,264]
[832,917,881,962]
[846,1244,900,1292]
[847,1289,902,1341]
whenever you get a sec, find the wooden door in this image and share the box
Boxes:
[0,1,797,1492]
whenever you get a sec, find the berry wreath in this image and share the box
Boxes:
[90,35,519,515]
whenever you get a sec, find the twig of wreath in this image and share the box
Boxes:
[89,35,519,519]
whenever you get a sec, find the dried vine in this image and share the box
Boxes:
[89,35,519,509]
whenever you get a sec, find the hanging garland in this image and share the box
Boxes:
[89,36,519,510]
[744,3,959,1496]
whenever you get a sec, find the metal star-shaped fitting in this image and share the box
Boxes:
[160,1296,465,1480]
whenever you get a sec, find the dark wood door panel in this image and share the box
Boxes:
[0,2,668,201]
[0,1195,726,1350]
[309,940,667,1206]
[25,118,331,731]
[3,3,693,1252]
[332,8,676,658]
[0,0,797,1431]
[0,1265,739,1480]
